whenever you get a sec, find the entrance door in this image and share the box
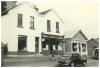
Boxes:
[49,38,57,54]
[35,37,39,53]
[18,35,27,51]
[49,44,53,54]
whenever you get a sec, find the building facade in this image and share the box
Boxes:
[64,30,88,55]
[1,2,64,55]
[39,9,64,55]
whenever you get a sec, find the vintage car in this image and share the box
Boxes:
[58,52,87,67]
[93,48,99,59]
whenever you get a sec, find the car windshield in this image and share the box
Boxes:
[72,53,81,59]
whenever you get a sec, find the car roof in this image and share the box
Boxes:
[95,48,99,49]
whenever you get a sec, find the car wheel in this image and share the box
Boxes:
[71,63,75,67]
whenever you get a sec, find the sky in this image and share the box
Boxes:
[18,1,99,39]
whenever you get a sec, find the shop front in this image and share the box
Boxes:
[41,33,64,55]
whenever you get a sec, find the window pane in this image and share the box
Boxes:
[30,16,34,29]
[30,22,33,28]
[82,43,86,52]
[56,22,59,33]
[72,43,77,52]
[30,16,34,22]
[47,20,51,32]
[18,14,22,27]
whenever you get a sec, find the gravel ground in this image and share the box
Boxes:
[4,60,58,67]
[86,58,99,67]
[2,57,99,67]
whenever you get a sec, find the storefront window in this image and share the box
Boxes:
[55,45,58,50]
[42,44,48,50]
[58,45,62,51]
[53,45,56,50]
[72,43,77,52]
[42,41,46,48]
[45,44,48,50]
[82,43,86,52]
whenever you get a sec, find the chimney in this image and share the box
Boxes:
[33,5,39,12]
[6,1,17,10]
[34,7,39,12]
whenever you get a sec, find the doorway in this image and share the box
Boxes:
[35,37,39,53]
[18,35,27,51]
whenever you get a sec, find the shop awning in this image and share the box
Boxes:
[42,34,64,39]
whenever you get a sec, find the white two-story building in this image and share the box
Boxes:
[1,2,64,55]
[39,9,64,55]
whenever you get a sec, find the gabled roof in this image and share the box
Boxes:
[2,2,38,16]
[65,30,79,38]
[39,9,52,15]
[39,9,65,24]
[89,38,99,44]
[65,30,88,40]
[95,38,99,43]
[2,2,65,24]
[2,2,22,16]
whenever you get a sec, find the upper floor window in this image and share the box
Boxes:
[56,22,59,33]
[30,16,34,29]
[18,14,23,27]
[47,20,51,32]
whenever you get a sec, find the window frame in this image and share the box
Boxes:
[82,42,87,52]
[30,16,34,29]
[47,20,51,32]
[17,13,23,28]
[56,22,59,33]
[71,41,78,52]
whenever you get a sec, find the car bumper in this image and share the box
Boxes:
[59,63,69,66]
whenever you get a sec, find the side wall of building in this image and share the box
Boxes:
[87,40,98,56]
[65,38,71,53]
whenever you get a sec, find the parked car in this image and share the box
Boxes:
[93,48,99,59]
[58,52,87,67]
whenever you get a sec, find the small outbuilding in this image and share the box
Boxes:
[87,38,99,56]
[64,30,88,55]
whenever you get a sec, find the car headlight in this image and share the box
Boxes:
[66,60,68,62]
